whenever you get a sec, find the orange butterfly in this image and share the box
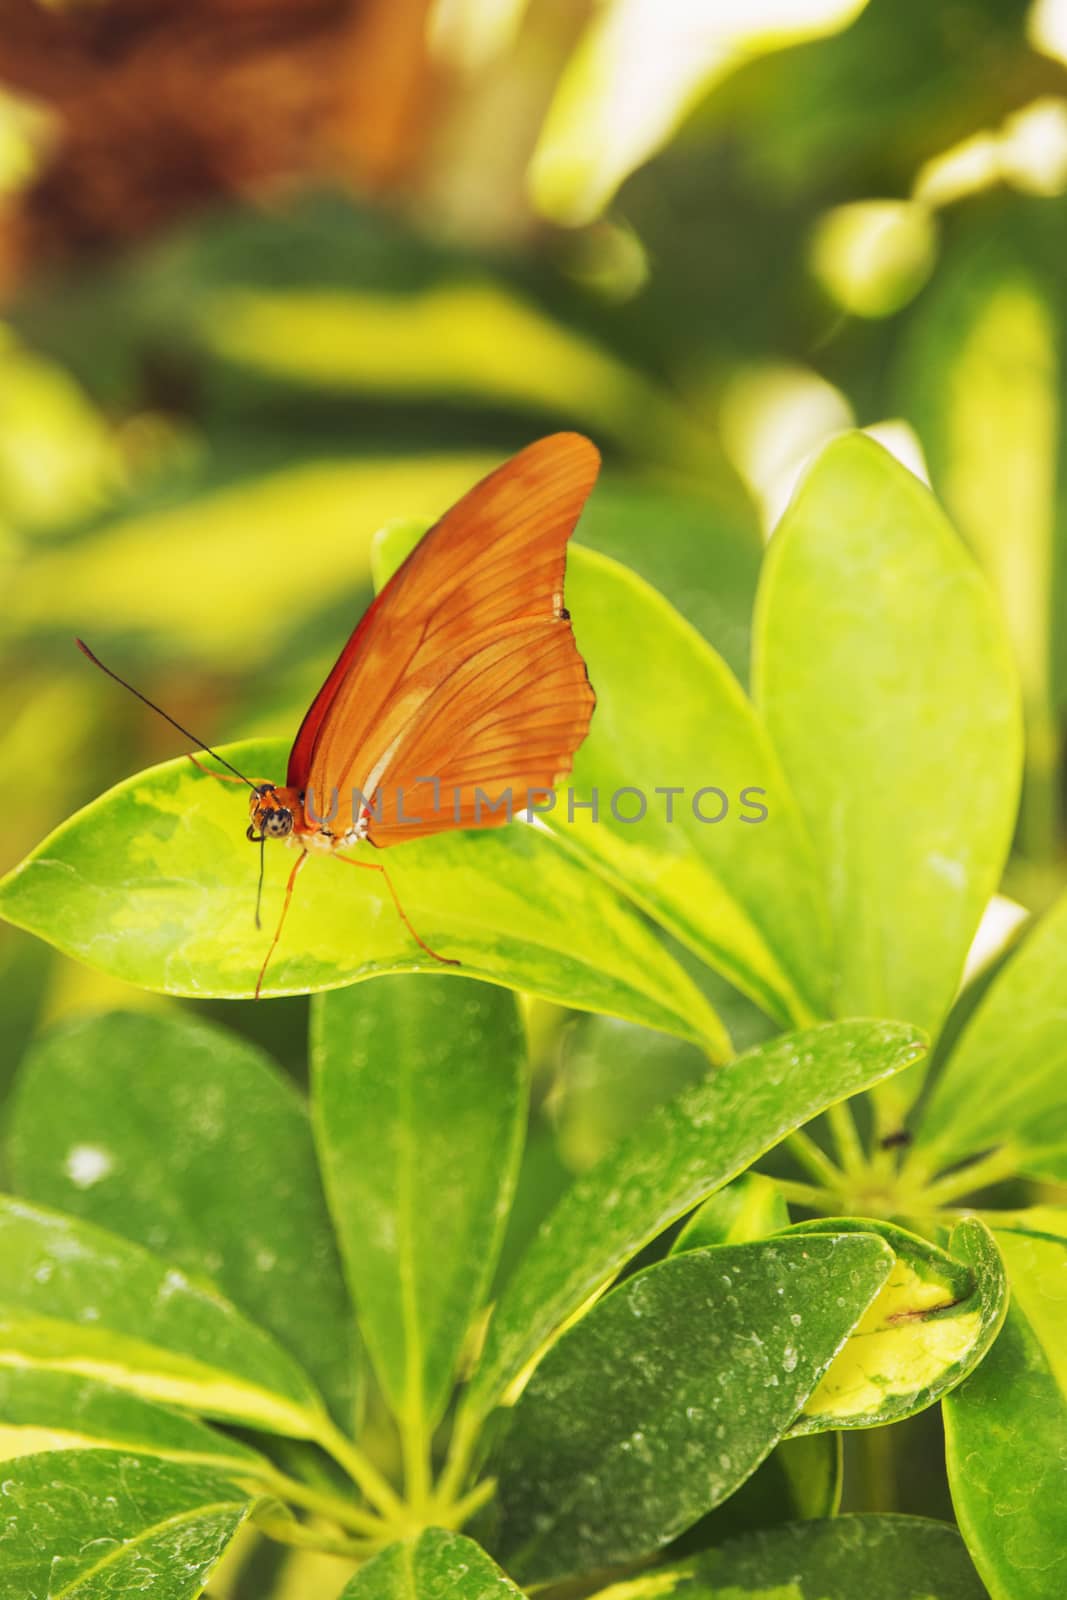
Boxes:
[79,432,599,996]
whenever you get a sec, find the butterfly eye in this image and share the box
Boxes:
[264,809,294,838]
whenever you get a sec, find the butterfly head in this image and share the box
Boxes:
[248,783,297,842]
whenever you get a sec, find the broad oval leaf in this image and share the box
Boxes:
[0,1195,329,1440]
[603,1514,988,1600]
[310,975,527,1435]
[671,1173,790,1254]
[462,1021,924,1429]
[916,889,1067,1179]
[7,1009,356,1427]
[0,738,723,1050]
[491,1232,893,1583]
[341,1528,523,1599]
[0,1366,266,1473]
[754,433,1022,1040]
[0,1448,251,1600]
[555,549,830,1027]
[944,1222,1067,1600]
[898,247,1059,870]
[789,1216,1006,1431]
[374,524,830,1028]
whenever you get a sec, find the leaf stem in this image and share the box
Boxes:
[312,1418,406,1521]
[771,1178,841,1211]
[254,1509,382,1558]
[826,1099,866,1177]
[401,1413,432,1517]
[442,1475,497,1529]
[435,1407,481,1509]
[785,1129,845,1190]
[922,1146,1020,1207]
[253,1467,389,1539]
[853,1424,895,1513]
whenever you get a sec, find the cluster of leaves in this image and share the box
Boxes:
[0,433,1065,1597]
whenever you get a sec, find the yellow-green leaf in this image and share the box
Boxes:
[0,739,723,1048]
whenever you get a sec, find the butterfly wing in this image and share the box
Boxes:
[290,432,599,842]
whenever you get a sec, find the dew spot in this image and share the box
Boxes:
[65,1145,113,1189]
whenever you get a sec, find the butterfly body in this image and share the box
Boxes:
[247,783,373,848]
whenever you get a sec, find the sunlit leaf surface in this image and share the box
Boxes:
[0,1366,266,1472]
[528,0,872,225]
[0,738,723,1048]
[374,526,830,1028]
[10,454,496,668]
[671,1173,789,1253]
[755,434,1022,1042]
[916,889,1067,1179]
[898,246,1059,867]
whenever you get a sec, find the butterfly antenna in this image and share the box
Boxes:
[255,833,266,931]
[75,638,257,791]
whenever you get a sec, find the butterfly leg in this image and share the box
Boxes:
[334,854,460,968]
[187,753,248,784]
[254,847,309,1000]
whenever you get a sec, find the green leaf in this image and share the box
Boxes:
[462,1021,925,1429]
[0,1195,330,1440]
[0,738,723,1049]
[576,477,761,685]
[491,1232,893,1583]
[597,1514,988,1599]
[671,1174,789,1253]
[310,975,527,1435]
[11,452,497,670]
[340,1528,523,1598]
[553,1014,711,1174]
[754,433,1022,1040]
[789,1216,1007,1431]
[898,246,1060,867]
[0,1365,266,1471]
[915,889,1067,1179]
[526,0,871,226]
[374,523,830,1028]
[7,1009,356,1427]
[667,1433,840,1556]
[984,1204,1067,1242]
[944,1223,1067,1600]
[556,549,831,1026]
[0,1447,252,1599]
[197,281,706,472]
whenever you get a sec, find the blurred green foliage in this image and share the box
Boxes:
[3,4,1067,1588]
[3,0,1067,1248]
